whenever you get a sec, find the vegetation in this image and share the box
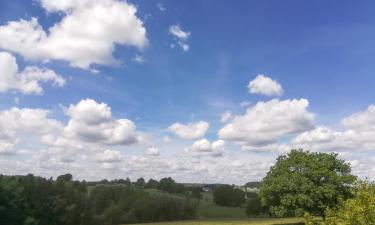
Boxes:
[322,181,375,225]
[128,217,305,225]
[1,148,372,225]
[213,185,246,207]
[198,192,247,219]
[157,177,186,194]
[0,174,196,225]
[246,192,268,217]
[191,186,203,205]
[259,150,356,217]
[244,182,261,188]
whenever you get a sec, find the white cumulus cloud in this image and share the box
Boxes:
[219,98,314,147]
[0,51,65,94]
[0,0,147,69]
[65,99,139,145]
[248,74,283,96]
[183,139,225,158]
[168,121,209,139]
[290,105,375,152]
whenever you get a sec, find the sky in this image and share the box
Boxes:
[1,0,375,185]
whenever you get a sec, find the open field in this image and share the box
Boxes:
[129,218,304,225]
[197,192,246,218]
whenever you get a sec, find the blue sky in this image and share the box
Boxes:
[1,0,375,184]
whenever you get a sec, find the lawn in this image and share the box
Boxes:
[129,218,304,225]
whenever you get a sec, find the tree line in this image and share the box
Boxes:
[0,174,197,225]
[1,149,374,225]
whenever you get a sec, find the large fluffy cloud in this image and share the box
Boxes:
[0,51,65,94]
[65,99,138,145]
[0,107,63,154]
[0,107,62,134]
[248,74,283,96]
[183,139,225,157]
[291,105,375,152]
[219,99,314,147]
[342,105,375,131]
[0,0,147,68]
[168,121,209,139]
[0,98,139,156]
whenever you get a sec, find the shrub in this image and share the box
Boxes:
[322,181,375,225]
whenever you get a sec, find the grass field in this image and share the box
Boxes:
[129,218,304,225]
[197,192,247,218]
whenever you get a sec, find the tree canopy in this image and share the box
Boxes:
[213,185,245,207]
[0,174,197,225]
[259,149,356,217]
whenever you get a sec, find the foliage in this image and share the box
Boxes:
[213,185,246,207]
[197,192,247,219]
[134,177,146,188]
[0,174,93,225]
[259,149,356,217]
[244,182,261,188]
[87,178,132,186]
[322,181,375,225]
[191,187,203,205]
[0,174,197,225]
[133,192,197,223]
[146,179,159,189]
[303,212,320,225]
[246,192,268,217]
[157,177,187,194]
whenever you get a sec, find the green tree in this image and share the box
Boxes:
[213,185,245,207]
[146,179,159,189]
[246,192,268,217]
[191,187,203,205]
[322,181,375,225]
[56,173,73,182]
[135,177,146,188]
[158,177,176,193]
[259,149,356,217]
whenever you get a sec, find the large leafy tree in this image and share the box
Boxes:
[259,149,356,217]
